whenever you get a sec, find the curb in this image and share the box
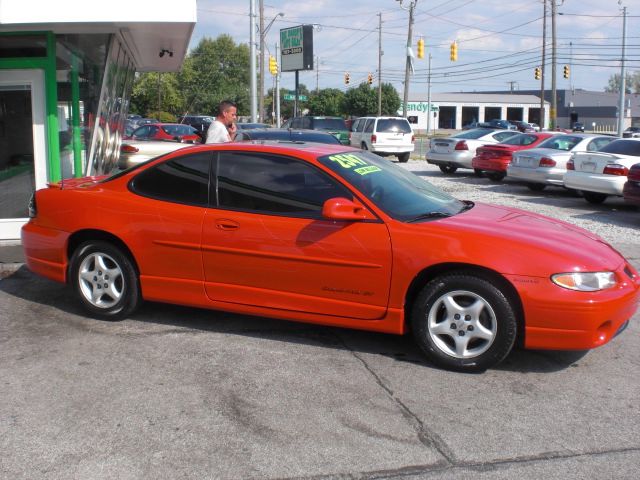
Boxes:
[0,263,24,279]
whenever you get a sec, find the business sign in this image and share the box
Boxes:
[401,102,440,113]
[280,25,314,72]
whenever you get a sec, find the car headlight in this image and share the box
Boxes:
[551,272,617,292]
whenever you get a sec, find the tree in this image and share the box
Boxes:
[343,83,377,117]
[177,35,250,117]
[265,84,311,121]
[130,72,182,118]
[604,72,640,94]
[380,83,401,116]
[307,88,345,116]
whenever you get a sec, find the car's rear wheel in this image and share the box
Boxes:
[411,273,518,372]
[398,152,410,163]
[487,171,506,182]
[361,142,368,151]
[439,164,458,175]
[473,168,483,177]
[70,241,140,320]
[526,183,546,192]
[583,191,607,204]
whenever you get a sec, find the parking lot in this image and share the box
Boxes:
[1,160,639,480]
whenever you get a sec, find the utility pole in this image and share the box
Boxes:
[249,0,257,122]
[617,4,627,137]
[316,55,319,93]
[507,81,517,93]
[258,0,265,121]
[426,53,432,136]
[551,0,557,129]
[540,0,547,129]
[377,12,382,116]
[276,43,281,127]
[398,0,417,118]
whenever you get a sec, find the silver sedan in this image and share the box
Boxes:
[426,128,518,174]
[506,134,614,191]
[118,140,194,169]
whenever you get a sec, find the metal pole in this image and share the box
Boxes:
[551,0,557,129]
[294,70,299,118]
[258,0,265,122]
[401,1,416,118]
[276,43,281,127]
[377,12,382,116]
[540,0,546,129]
[617,5,627,137]
[249,0,257,122]
[426,53,432,136]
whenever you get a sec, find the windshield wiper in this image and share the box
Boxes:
[407,211,452,223]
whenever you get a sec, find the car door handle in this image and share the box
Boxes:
[215,219,240,231]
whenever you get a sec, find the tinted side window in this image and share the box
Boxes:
[352,119,360,132]
[216,153,353,217]
[302,117,312,129]
[131,153,210,206]
[598,139,640,155]
[364,119,374,133]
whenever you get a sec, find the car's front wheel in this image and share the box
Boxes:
[411,273,518,372]
[486,171,506,182]
[69,241,141,320]
[526,183,546,192]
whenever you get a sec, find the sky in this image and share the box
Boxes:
[191,0,640,98]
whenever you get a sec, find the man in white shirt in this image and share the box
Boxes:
[205,100,238,143]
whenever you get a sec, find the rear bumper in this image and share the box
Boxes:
[472,156,510,172]
[426,151,473,168]
[507,165,565,185]
[372,144,414,155]
[21,221,68,283]
[563,171,626,196]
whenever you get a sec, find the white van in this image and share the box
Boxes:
[349,116,415,162]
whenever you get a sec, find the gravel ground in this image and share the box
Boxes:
[401,159,640,248]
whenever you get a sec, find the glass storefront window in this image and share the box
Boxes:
[0,35,47,58]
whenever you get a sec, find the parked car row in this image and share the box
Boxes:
[427,128,640,207]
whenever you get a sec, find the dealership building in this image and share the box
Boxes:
[0,0,196,241]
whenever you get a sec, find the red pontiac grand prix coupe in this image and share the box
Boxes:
[22,143,639,372]
[472,132,556,181]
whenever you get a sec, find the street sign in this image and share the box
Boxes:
[283,94,307,101]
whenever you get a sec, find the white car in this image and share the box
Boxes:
[426,128,518,174]
[350,116,414,163]
[119,140,194,169]
[564,138,640,204]
[506,134,614,191]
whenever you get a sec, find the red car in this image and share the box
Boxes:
[472,132,556,181]
[125,123,201,143]
[623,162,640,206]
[21,143,639,372]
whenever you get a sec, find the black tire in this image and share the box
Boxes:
[583,191,607,204]
[473,168,483,177]
[69,241,141,320]
[411,273,518,372]
[487,171,506,182]
[526,183,546,192]
[398,152,410,163]
[438,164,458,175]
[361,142,368,151]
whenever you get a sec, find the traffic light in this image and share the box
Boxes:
[268,55,278,76]
[563,65,570,79]
[367,73,373,85]
[417,37,425,59]
[450,41,458,62]
[344,72,350,85]
[534,66,541,80]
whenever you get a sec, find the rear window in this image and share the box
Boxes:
[598,140,640,156]
[538,135,581,151]
[453,128,495,139]
[502,134,538,146]
[312,118,347,130]
[376,119,412,134]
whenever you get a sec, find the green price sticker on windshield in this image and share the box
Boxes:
[328,154,382,175]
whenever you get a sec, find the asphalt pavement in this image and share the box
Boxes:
[1,164,639,480]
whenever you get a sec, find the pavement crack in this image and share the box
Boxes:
[333,333,456,465]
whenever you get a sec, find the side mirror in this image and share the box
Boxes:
[322,197,371,221]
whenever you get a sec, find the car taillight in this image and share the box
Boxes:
[603,164,629,176]
[411,135,415,143]
[121,145,139,153]
[371,134,377,143]
[539,157,556,167]
[454,141,468,151]
[628,164,640,181]
[566,159,574,170]
[349,132,352,140]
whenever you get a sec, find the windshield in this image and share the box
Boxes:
[313,118,347,130]
[318,151,464,221]
[538,135,581,151]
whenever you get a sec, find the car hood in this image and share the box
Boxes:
[425,202,624,274]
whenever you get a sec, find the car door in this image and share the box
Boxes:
[201,150,393,320]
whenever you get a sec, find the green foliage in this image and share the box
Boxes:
[380,83,401,116]
[130,72,183,117]
[307,88,345,116]
[146,111,176,122]
[605,72,639,93]
[343,83,378,117]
